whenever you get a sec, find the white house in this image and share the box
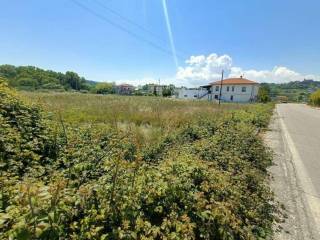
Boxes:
[174,87,208,100]
[201,77,259,103]
[174,77,259,102]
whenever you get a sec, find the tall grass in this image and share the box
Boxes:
[21,92,243,127]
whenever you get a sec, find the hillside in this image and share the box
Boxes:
[0,64,96,91]
[265,79,320,102]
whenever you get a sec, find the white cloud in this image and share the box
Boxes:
[229,66,305,83]
[176,54,232,85]
[176,53,320,86]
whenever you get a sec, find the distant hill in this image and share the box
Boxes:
[266,79,320,90]
[0,64,97,91]
[263,79,320,102]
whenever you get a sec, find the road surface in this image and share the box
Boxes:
[266,104,320,239]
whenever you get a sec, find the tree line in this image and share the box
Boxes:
[0,64,94,91]
[0,65,175,96]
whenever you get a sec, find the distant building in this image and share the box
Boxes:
[116,84,135,95]
[174,87,208,100]
[175,77,259,103]
[145,84,165,96]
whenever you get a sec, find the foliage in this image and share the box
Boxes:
[162,85,174,97]
[134,84,176,97]
[265,79,320,102]
[309,89,320,106]
[0,82,278,239]
[257,84,271,103]
[93,82,115,95]
[0,65,92,91]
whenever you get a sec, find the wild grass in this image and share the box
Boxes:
[21,92,244,126]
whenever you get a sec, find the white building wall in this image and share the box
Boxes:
[175,84,259,103]
[210,84,259,102]
[175,88,208,100]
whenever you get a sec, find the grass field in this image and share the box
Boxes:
[20,92,246,146]
[1,84,278,240]
[21,92,243,125]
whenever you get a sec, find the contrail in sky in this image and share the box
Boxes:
[162,0,179,69]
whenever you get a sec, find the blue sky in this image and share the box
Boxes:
[1,0,320,86]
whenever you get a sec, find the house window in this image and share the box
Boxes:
[230,95,234,101]
[227,86,230,92]
[242,87,247,92]
[214,95,219,99]
[232,86,235,92]
[194,95,198,98]
[184,95,188,98]
[215,86,219,91]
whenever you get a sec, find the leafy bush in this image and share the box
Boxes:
[0,81,278,239]
[257,85,271,103]
[93,82,115,94]
[309,89,320,106]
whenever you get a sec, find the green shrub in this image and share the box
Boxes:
[309,89,320,106]
[0,82,278,239]
[257,85,271,103]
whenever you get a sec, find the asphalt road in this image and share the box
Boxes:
[266,104,320,239]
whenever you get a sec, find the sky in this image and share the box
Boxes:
[1,0,320,86]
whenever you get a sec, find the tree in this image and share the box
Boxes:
[162,87,172,97]
[0,65,92,91]
[94,82,114,94]
[257,84,271,103]
[16,78,39,90]
[0,65,17,79]
[65,71,82,90]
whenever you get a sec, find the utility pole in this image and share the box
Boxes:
[218,70,224,105]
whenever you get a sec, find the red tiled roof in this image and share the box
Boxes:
[210,78,258,85]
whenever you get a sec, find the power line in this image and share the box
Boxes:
[92,0,190,58]
[93,0,164,42]
[71,0,186,61]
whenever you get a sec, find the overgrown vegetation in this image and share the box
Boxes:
[309,89,320,106]
[0,65,94,92]
[0,78,278,239]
